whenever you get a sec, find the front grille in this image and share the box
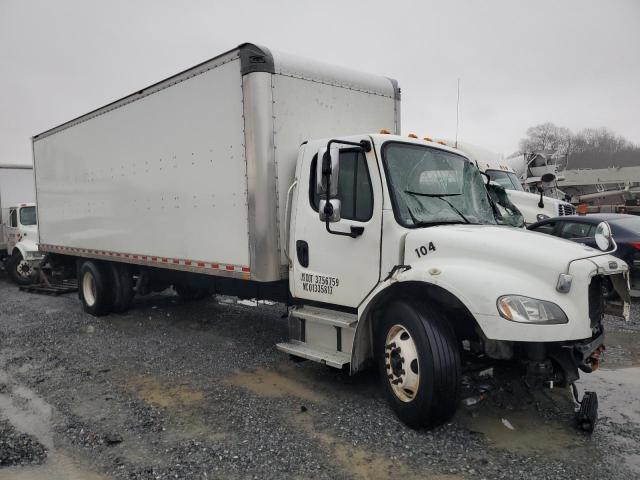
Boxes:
[558,204,576,216]
[588,276,604,328]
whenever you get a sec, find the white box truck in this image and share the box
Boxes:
[33,43,629,428]
[0,164,42,283]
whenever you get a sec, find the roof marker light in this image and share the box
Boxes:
[408,133,418,139]
[437,140,447,145]
[423,137,433,142]
[379,128,391,134]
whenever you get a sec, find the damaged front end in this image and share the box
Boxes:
[525,270,630,388]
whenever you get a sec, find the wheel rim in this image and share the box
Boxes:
[82,271,97,307]
[385,324,420,402]
[16,260,32,278]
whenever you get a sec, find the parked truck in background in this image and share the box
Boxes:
[33,43,630,428]
[450,143,576,225]
[0,164,42,284]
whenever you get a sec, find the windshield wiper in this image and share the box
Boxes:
[404,190,471,224]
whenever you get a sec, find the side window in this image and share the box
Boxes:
[559,222,595,239]
[531,221,556,235]
[9,209,17,228]
[310,150,373,222]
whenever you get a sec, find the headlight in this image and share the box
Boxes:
[497,295,568,324]
[536,213,550,221]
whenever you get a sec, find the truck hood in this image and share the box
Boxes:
[504,189,560,218]
[403,224,625,277]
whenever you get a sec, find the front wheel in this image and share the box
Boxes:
[7,251,36,285]
[377,300,461,429]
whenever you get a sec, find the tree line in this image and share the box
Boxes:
[517,123,640,169]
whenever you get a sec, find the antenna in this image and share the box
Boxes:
[455,78,460,148]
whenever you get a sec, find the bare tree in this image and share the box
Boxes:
[519,122,572,155]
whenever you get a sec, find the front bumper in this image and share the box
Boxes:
[24,252,45,267]
[524,328,606,388]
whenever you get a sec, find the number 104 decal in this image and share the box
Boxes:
[415,242,436,258]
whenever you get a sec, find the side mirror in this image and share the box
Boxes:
[317,146,340,223]
[595,221,613,251]
[319,199,341,222]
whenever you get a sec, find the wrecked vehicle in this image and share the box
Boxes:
[31,43,629,428]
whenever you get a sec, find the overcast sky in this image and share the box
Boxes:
[1,0,639,165]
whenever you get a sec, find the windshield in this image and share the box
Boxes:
[382,142,496,227]
[19,206,37,226]
[486,170,524,191]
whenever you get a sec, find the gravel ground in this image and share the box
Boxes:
[0,275,639,479]
[0,419,47,468]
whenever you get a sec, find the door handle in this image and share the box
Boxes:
[350,226,365,237]
[296,240,309,267]
[283,180,298,263]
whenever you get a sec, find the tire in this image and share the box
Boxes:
[7,251,36,286]
[376,300,461,429]
[109,263,134,313]
[78,260,114,316]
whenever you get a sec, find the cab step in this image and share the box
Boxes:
[276,341,351,369]
[290,305,357,328]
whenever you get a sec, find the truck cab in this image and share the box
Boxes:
[1,203,43,284]
[283,133,629,427]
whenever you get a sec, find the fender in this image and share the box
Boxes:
[12,238,41,260]
[350,272,475,374]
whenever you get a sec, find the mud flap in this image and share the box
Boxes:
[605,273,631,321]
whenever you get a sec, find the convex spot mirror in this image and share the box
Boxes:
[595,221,613,251]
[317,146,341,223]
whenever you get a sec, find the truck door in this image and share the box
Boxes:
[7,208,18,250]
[290,141,382,308]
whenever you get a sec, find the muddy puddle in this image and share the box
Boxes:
[0,368,109,480]
[225,366,326,403]
[457,365,640,475]
[578,366,640,425]
[0,454,109,480]
[127,375,204,407]
[293,408,461,480]
[457,388,586,457]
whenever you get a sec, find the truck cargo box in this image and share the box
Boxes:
[33,43,400,282]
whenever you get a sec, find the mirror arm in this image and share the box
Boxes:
[322,138,371,238]
[537,187,544,208]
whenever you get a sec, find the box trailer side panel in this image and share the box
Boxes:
[33,44,400,282]
[34,58,250,273]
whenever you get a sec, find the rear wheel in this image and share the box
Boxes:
[7,251,36,285]
[79,261,114,316]
[377,300,461,429]
[109,263,134,313]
